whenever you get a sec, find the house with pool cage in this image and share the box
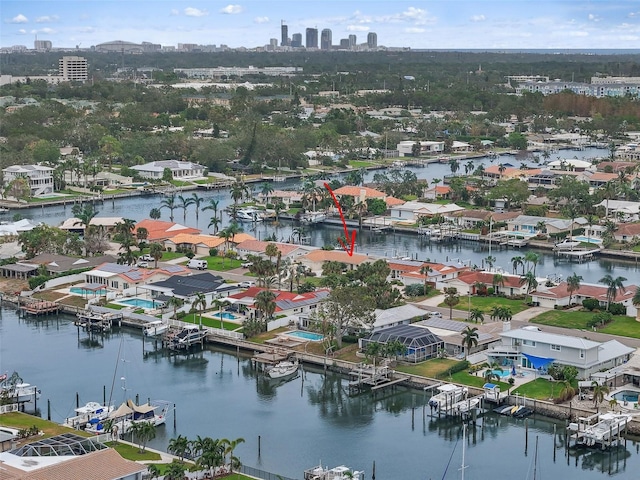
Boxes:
[359,324,444,363]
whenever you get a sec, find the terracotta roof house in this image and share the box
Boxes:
[0,439,145,480]
[613,222,640,242]
[163,233,226,255]
[60,217,124,236]
[445,270,529,296]
[83,262,191,292]
[227,287,330,331]
[581,171,618,188]
[531,282,638,316]
[424,185,452,200]
[483,165,541,181]
[400,261,471,286]
[298,249,371,272]
[596,161,636,173]
[134,219,200,242]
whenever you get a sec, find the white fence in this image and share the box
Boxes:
[38,273,86,290]
[0,404,18,414]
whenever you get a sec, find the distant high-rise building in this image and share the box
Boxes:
[281,21,289,47]
[34,39,52,51]
[270,38,278,50]
[306,28,318,49]
[348,35,357,49]
[367,32,377,49]
[59,56,88,82]
[320,29,332,50]
[291,33,302,48]
[339,39,350,49]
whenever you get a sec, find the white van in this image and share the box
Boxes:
[187,259,207,270]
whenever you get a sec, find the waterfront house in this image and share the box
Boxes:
[133,219,200,243]
[2,164,54,197]
[228,287,330,331]
[444,270,529,296]
[389,201,465,222]
[371,304,429,331]
[359,324,444,363]
[613,222,640,242]
[482,165,541,183]
[594,201,640,223]
[415,317,498,357]
[60,216,124,236]
[400,260,471,286]
[0,254,116,280]
[83,262,190,292]
[486,325,634,379]
[505,215,585,235]
[131,160,206,180]
[396,140,444,157]
[531,282,638,316]
[331,185,404,209]
[548,158,596,172]
[140,272,238,304]
[298,249,371,273]
[163,233,226,256]
[0,438,145,480]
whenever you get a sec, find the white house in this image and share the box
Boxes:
[486,325,634,379]
[131,160,206,180]
[531,282,638,316]
[3,164,54,196]
[547,159,596,172]
[389,201,465,222]
[396,140,444,157]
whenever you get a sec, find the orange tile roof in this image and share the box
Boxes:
[456,271,524,288]
[589,172,618,182]
[385,196,405,207]
[15,448,145,480]
[301,249,370,265]
[228,287,330,312]
[236,239,300,256]
[166,233,226,248]
[333,185,386,198]
[535,282,637,302]
[135,219,200,241]
[227,232,257,244]
[615,223,640,237]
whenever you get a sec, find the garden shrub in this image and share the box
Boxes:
[608,303,626,315]
[582,298,599,311]
[437,360,470,379]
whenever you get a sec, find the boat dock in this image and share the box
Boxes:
[75,309,123,332]
[19,300,60,316]
[162,326,208,351]
[568,412,631,448]
[347,364,400,395]
[554,248,601,262]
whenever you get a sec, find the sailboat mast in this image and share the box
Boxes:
[533,436,539,480]
[461,423,467,480]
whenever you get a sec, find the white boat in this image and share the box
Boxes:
[143,320,169,337]
[236,207,264,222]
[267,358,299,379]
[301,211,327,224]
[85,399,172,436]
[304,464,364,480]
[168,326,206,348]
[0,372,40,404]
[554,238,581,250]
[62,402,114,430]
[428,384,468,410]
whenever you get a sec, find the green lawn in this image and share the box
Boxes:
[531,310,640,338]
[349,161,374,168]
[105,303,126,310]
[199,256,243,271]
[450,371,510,390]
[0,412,92,438]
[181,313,244,331]
[161,251,188,261]
[511,378,578,401]
[439,296,529,315]
[396,358,459,378]
[106,442,161,461]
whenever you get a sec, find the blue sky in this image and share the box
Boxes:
[2,1,639,49]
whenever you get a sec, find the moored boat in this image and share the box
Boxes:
[304,464,364,480]
[143,320,169,337]
[428,383,468,409]
[62,402,115,430]
[267,358,299,379]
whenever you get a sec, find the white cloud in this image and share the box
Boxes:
[471,15,486,22]
[347,25,369,32]
[254,16,269,24]
[184,7,208,17]
[588,13,599,22]
[36,15,58,23]
[566,30,589,37]
[17,29,26,34]
[401,7,429,24]
[77,26,96,33]
[405,27,426,33]
[170,9,179,16]
[9,14,28,24]
[39,27,55,34]
[220,5,243,15]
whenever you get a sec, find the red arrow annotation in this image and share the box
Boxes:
[323,182,357,256]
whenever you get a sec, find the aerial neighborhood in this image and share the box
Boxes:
[1,38,640,480]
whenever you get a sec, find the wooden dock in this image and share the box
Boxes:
[568,412,631,449]
[20,300,60,316]
[347,364,401,395]
[75,309,122,333]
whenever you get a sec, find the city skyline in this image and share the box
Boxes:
[1,0,639,50]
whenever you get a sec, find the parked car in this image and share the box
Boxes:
[139,254,153,261]
[239,281,255,288]
[241,261,253,268]
[136,261,149,268]
[427,311,442,318]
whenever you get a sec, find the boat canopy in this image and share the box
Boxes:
[109,402,133,419]
[127,399,155,414]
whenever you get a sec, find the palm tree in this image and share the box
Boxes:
[492,273,505,295]
[191,193,204,226]
[443,287,460,320]
[177,194,194,224]
[149,242,163,268]
[469,308,484,324]
[198,438,225,477]
[208,215,221,234]
[230,179,249,205]
[146,464,161,479]
[193,292,208,330]
[591,381,610,410]
[255,290,276,329]
[260,182,274,203]
[420,265,432,295]
[166,296,184,320]
[520,271,538,304]
[202,198,220,220]
[485,255,496,270]
[489,306,501,322]
[461,326,479,358]
[168,434,190,461]
[511,256,524,275]
[599,274,627,310]
[524,251,540,275]
[129,420,156,453]
[149,207,162,220]
[222,437,245,467]
[566,273,583,306]
[160,194,177,222]
[164,460,187,480]
[265,243,279,264]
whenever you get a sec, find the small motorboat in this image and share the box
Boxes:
[143,320,169,337]
[267,358,299,379]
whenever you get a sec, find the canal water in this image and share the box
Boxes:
[2,309,639,479]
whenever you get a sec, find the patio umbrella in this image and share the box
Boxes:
[511,364,517,376]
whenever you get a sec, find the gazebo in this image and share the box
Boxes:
[361,324,444,364]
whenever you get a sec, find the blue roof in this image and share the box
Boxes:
[523,353,555,369]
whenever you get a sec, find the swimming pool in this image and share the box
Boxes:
[70,287,107,295]
[211,312,242,321]
[284,330,324,342]
[613,390,640,402]
[572,235,602,245]
[491,369,511,378]
[116,298,164,309]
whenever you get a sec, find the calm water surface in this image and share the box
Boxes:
[2,309,639,479]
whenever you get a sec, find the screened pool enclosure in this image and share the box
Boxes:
[360,325,444,364]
